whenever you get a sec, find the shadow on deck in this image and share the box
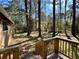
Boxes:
[21,51,42,59]
[21,52,68,59]
[48,53,63,59]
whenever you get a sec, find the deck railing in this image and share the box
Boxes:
[0,46,20,59]
[59,38,79,59]
[35,37,79,59]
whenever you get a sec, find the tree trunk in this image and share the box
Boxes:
[38,0,41,37]
[72,0,76,35]
[25,0,30,36]
[27,0,32,36]
[64,0,71,39]
[52,0,55,37]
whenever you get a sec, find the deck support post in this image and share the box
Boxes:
[54,38,59,54]
[35,40,47,59]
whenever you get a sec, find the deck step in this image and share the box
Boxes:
[58,53,69,59]
[47,53,69,59]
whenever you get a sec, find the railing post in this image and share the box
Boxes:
[54,38,59,54]
[13,46,20,59]
[35,40,47,59]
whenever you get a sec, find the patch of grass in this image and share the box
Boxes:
[14,32,27,38]
[42,32,48,35]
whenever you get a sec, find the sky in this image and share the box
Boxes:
[0,0,12,7]
[41,0,73,15]
[0,0,74,15]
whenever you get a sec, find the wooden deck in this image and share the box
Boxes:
[21,52,69,59]
[0,37,78,59]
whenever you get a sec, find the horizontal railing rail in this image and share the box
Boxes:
[0,45,20,59]
[35,37,79,59]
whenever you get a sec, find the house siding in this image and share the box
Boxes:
[0,19,13,48]
[0,6,14,48]
[0,19,3,48]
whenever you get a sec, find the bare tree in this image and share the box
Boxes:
[52,0,56,37]
[38,0,41,37]
[72,0,76,36]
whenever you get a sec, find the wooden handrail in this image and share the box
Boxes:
[0,45,20,59]
[35,37,79,59]
[43,37,79,44]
